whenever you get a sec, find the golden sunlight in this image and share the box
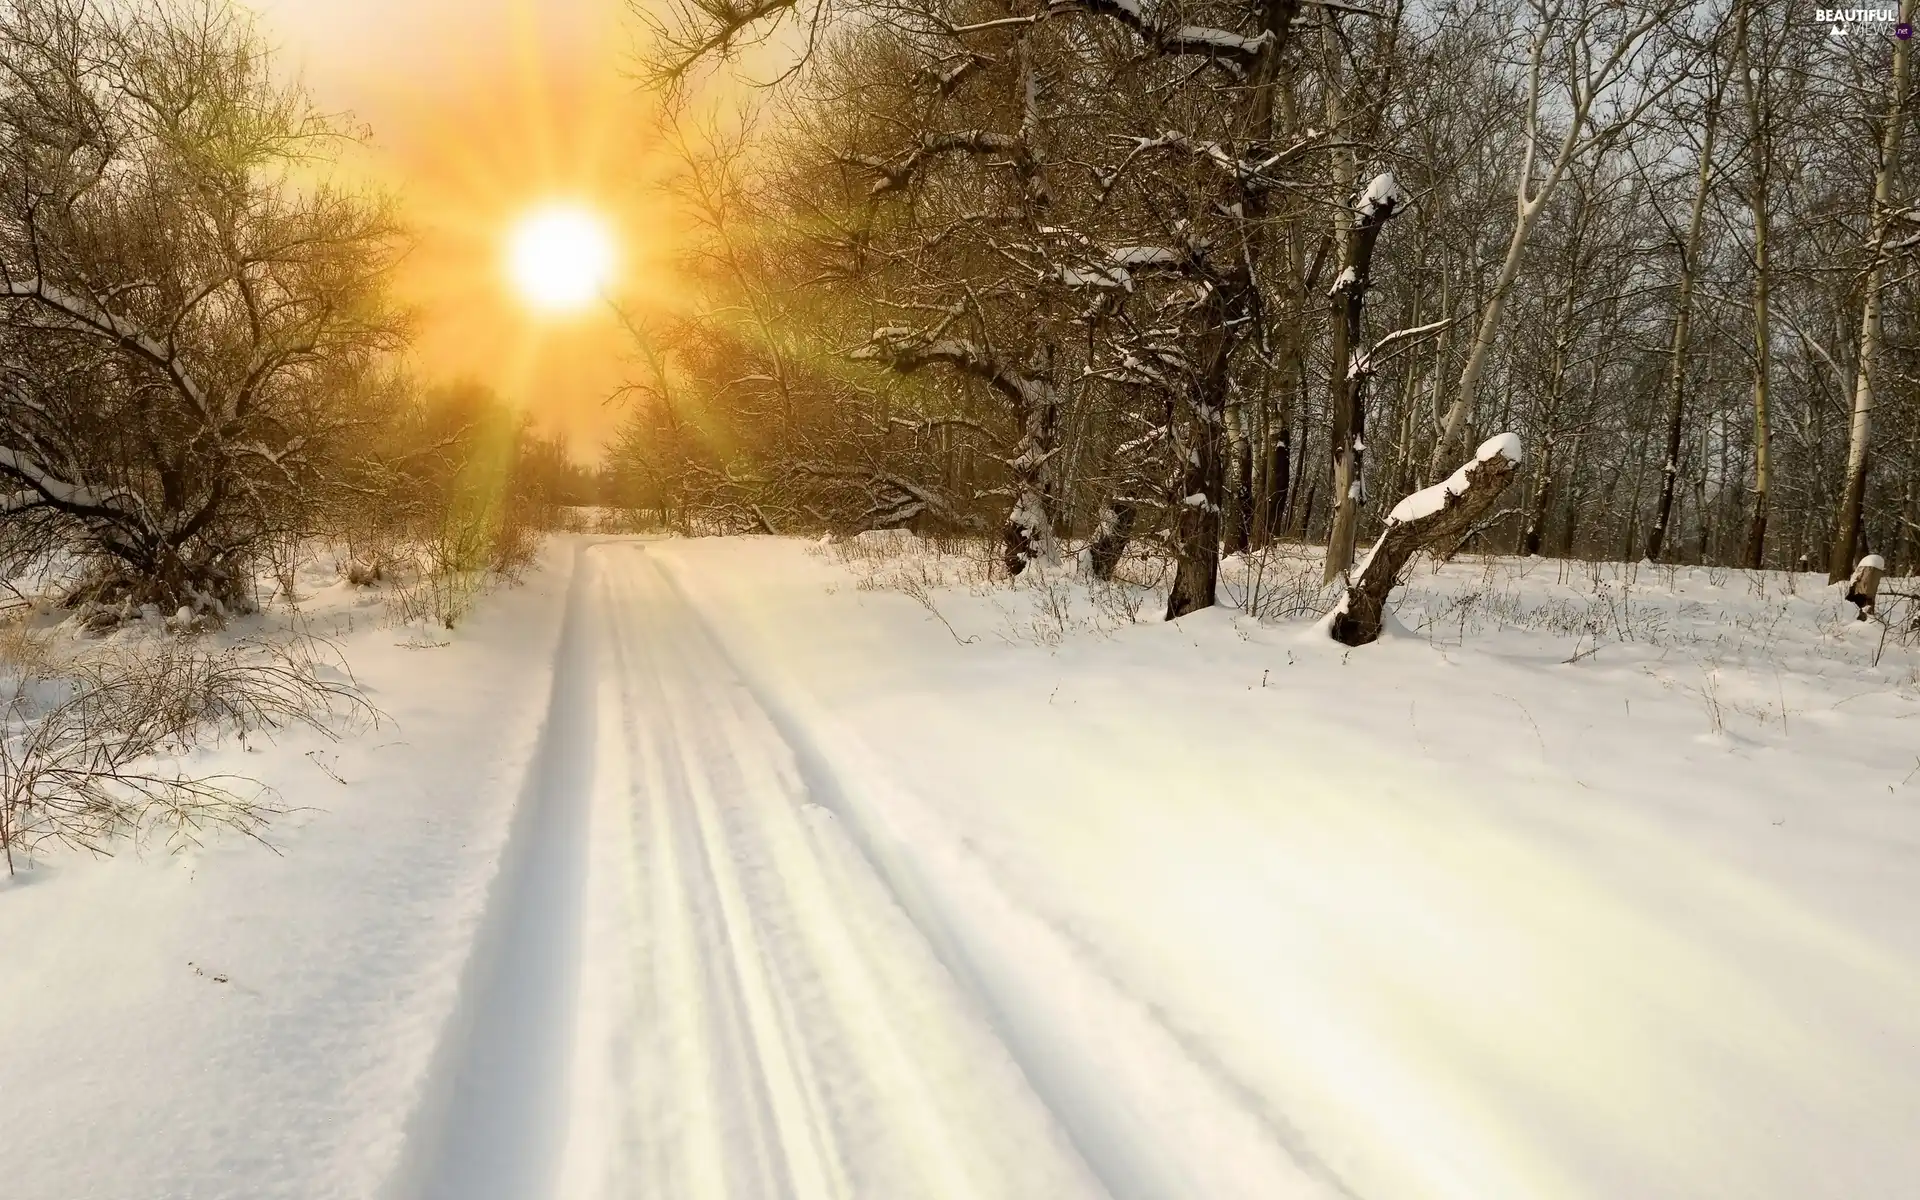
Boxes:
[507,205,618,314]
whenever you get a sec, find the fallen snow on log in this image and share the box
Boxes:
[1388,432,1523,523]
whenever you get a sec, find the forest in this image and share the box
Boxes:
[611,0,1920,625]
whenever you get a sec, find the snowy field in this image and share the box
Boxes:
[4,534,1920,1199]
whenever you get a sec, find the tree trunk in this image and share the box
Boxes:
[1167,286,1231,619]
[1556,433,1587,556]
[1088,499,1136,581]
[1319,18,1361,578]
[1521,432,1555,556]
[1322,175,1407,584]
[1264,427,1292,544]
[1692,414,1711,563]
[1330,436,1523,646]
[1003,356,1060,577]
[1165,0,1302,617]
[1647,45,1726,561]
[1738,0,1773,571]
[1223,407,1252,556]
[1846,555,1885,619]
[1832,0,1914,581]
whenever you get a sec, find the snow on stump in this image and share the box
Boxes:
[1846,554,1886,621]
[1326,433,1524,647]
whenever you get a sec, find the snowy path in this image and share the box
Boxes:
[11,536,1920,1199]
[389,538,1920,1200]
[404,543,1109,1200]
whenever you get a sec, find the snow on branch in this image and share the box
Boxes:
[1110,245,1185,266]
[1353,170,1409,223]
[851,329,1054,413]
[851,130,1036,198]
[1368,316,1454,360]
[889,414,997,439]
[0,446,148,524]
[1069,0,1270,68]
[1056,265,1133,290]
[1388,434,1522,523]
[793,460,982,533]
[1099,129,1325,196]
[1,278,218,424]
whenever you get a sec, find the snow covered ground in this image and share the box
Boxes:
[5,534,1920,1199]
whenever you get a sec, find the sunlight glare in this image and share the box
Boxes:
[507,205,616,313]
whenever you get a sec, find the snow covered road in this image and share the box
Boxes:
[404,543,1109,1200]
[9,535,1920,1199]
[398,539,1920,1200]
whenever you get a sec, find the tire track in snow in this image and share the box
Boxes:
[386,541,599,1200]
[651,546,1357,1200]
[390,540,1338,1199]
[432,543,1107,1200]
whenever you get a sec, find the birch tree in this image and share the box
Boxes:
[1829,0,1916,581]
[1429,0,1686,478]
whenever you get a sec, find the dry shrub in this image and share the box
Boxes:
[1219,544,1334,621]
[600,507,662,535]
[0,633,374,874]
[384,496,542,631]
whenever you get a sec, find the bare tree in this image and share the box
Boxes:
[0,0,402,619]
[1429,0,1685,478]
[1644,20,1729,562]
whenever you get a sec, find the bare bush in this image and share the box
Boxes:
[1220,546,1335,623]
[0,633,375,873]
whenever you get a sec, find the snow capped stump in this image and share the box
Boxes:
[1326,434,1524,646]
[1846,554,1886,620]
[1353,171,1409,223]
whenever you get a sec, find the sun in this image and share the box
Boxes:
[506,205,617,314]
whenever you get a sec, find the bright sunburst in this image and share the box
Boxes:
[506,205,616,313]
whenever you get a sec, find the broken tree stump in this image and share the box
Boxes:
[1327,433,1524,647]
[1846,554,1885,620]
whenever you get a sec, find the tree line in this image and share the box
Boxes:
[617,0,1920,617]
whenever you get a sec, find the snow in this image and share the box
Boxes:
[1478,430,1524,464]
[1109,244,1181,266]
[1057,264,1133,291]
[3,278,217,416]
[1327,265,1357,295]
[0,542,580,1200]
[1861,554,1887,571]
[1387,432,1523,523]
[1354,170,1409,221]
[0,446,142,514]
[1171,24,1273,52]
[650,537,1920,1199]
[7,532,1920,1198]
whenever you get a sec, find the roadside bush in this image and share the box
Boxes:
[0,633,374,874]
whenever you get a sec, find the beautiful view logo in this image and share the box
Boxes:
[1815,7,1913,36]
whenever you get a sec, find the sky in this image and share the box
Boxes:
[248,0,676,459]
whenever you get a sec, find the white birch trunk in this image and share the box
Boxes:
[1831,0,1915,580]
